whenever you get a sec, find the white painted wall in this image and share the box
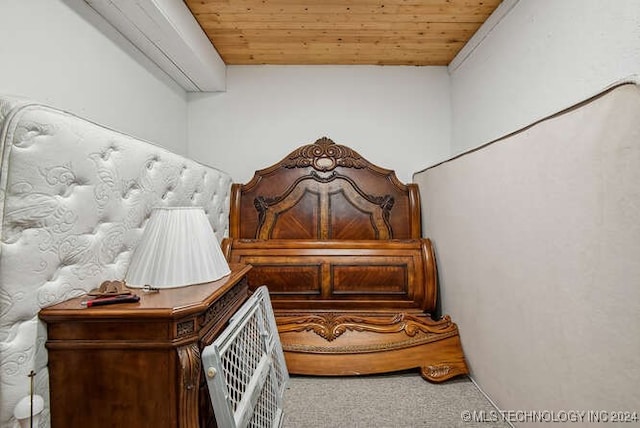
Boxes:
[0,0,189,154]
[188,65,450,183]
[449,0,640,155]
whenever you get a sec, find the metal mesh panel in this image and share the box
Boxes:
[221,310,263,412]
[203,286,289,428]
[248,370,279,428]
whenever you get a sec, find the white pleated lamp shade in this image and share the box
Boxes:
[125,207,231,289]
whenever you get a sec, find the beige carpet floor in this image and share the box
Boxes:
[282,372,511,428]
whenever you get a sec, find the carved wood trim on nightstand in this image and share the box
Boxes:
[198,277,249,346]
[178,343,201,427]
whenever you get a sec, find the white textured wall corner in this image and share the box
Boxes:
[188,65,451,184]
[449,0,640,156]
[0,0,189,154]
[414,84,640,423]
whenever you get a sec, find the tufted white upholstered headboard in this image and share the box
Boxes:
[0,96,232,428]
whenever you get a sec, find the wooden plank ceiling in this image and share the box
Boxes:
[185,0,502,65]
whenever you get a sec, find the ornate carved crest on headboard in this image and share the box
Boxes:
[247,137,400,240]
[281,137,368,171]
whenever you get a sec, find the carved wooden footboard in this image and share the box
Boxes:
[223,137,468,381]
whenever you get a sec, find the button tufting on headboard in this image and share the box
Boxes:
[0,97,232,428]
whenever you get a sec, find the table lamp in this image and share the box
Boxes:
[125,207,231,289]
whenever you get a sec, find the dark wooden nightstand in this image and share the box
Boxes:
[39,263,251,428]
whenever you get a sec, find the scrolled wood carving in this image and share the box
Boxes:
[282,137,368,171]
[277,313,458,342]
[370,193,394,226]
[425,365,451,378]
[177,343,201,390]
[198,280,244,328]
[177,319,195,338]
[420,363,469,382]
[177,343,201,427]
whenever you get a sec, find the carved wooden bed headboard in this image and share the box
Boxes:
[224,138,468,382]
[229,137,421,241]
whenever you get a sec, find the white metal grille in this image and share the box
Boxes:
[203,286,289,428]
